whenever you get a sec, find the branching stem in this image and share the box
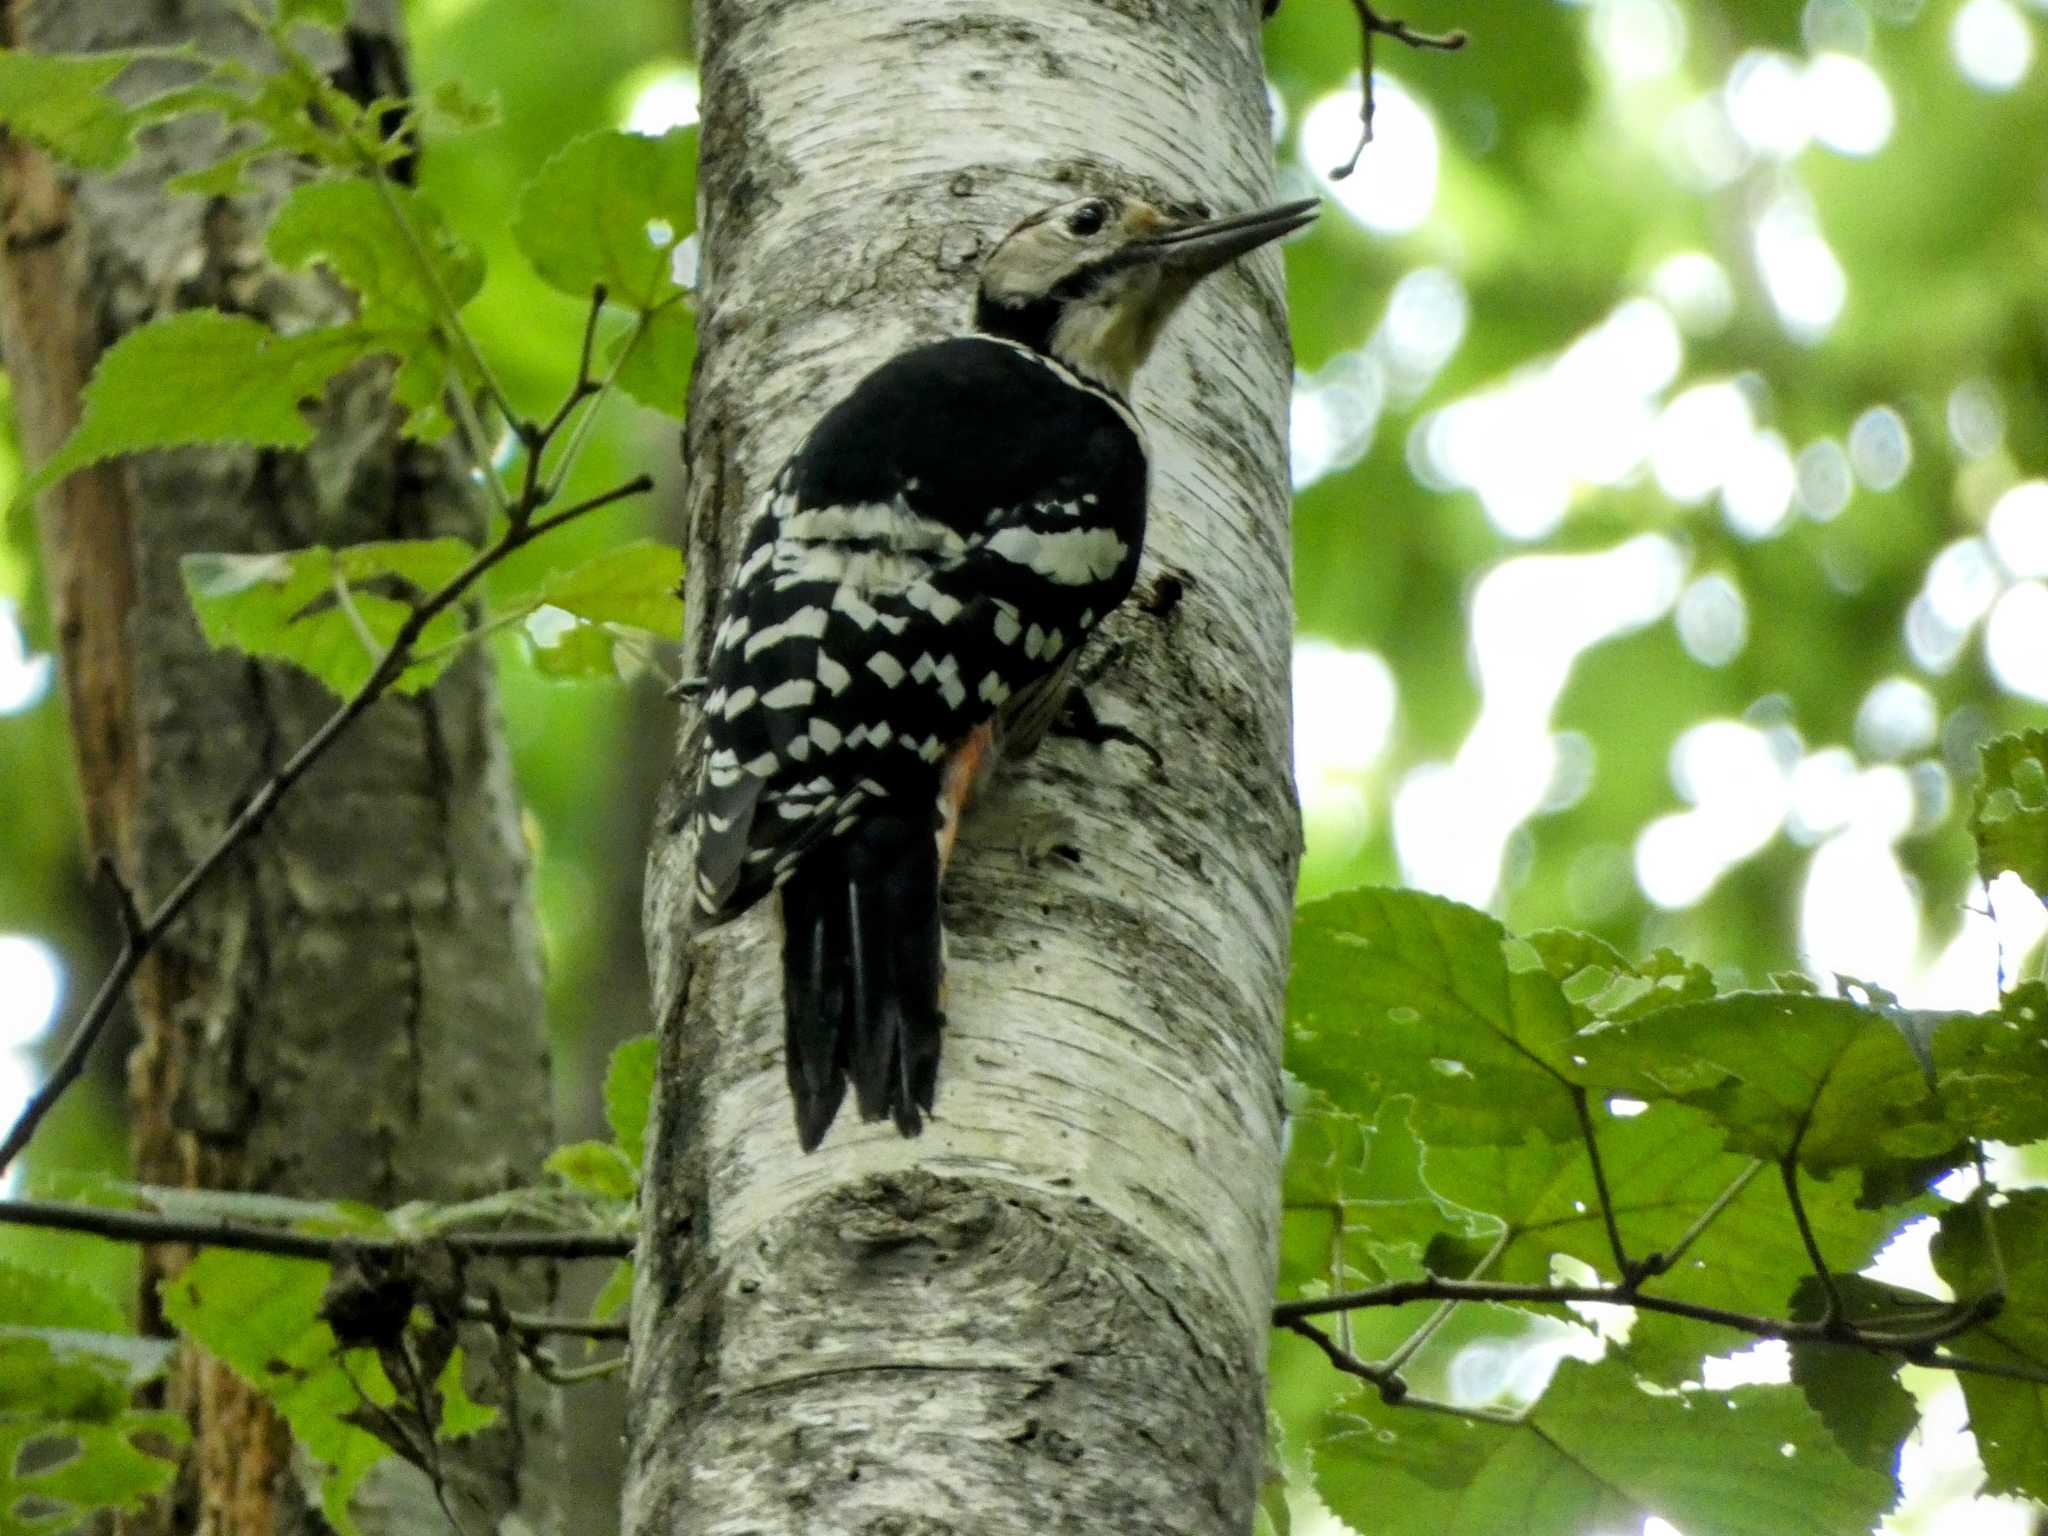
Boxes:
[1332,1,1469,178]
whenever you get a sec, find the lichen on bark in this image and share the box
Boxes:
[632,2,1299,1531]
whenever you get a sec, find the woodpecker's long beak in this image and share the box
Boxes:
[1139,197,1320,275]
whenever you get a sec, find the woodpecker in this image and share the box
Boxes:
[686,189,1317,1150]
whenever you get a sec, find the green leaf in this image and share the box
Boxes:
[1785,1274,1923,1485]
[267,179,484,335]
[1525,929,1716,1029]
[1973,728,2048,895]
[1929,1190,2048,1502]
[611,301,697,418]
[159,1250,396,1536]
[1314,1358,1894,1536]
[0,49,143,169]
[180,543,466,699]
[604,1034,657,1170]
[431,1347,497,1442]
[1419,1105,1912,1385]
[528,618,620,681]
[0,1259,125,1335]
[543,1140,637,1201]
[30,314,385,492]
[422,79,500,134]
[590,1260,634,1324]
[1255,1413,1293,1536]
[542,540,685,635]
[333,538,477,594]
[1287,889,1583,1145]
[0,1304,186,1536]
[1575,990,1963,1175]
[513,127,698,309]
[277,0,349,29]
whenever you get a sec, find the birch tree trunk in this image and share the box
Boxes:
[0,4,561,1532]
[633,2,1300,1530]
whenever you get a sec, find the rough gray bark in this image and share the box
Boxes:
[631,2,1300,1531]
[0,4,561,1532]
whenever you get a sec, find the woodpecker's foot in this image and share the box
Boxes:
[1016,810,1084,866]
[1051,687,1165,777]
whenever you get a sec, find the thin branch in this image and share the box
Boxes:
[1275,1276,2048,1389]
[1781,1157,1846,1326]
[519,285,610,520]
[1628,1160,1764,1285]
[1572,1088,1632,1281]
[1379,1226,1510,1381]
[0,469,656,1177]
[525,1349,628,1386]
[0,1197,634,1261]
[455,1296,628,1342]
[1331,1,1468,178]
[1282,1318,1523,1425]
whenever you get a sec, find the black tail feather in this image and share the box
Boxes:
[780,813,945,1151]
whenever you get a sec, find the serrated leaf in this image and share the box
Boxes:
[180,544,465,700]
[1785,1274,1923,1484]
[604,1034,657,1170]
[1420,1104,1913,1385]
[1314,1357,1893,1536]
[1526,929,1716,1028]
[0,1322,186,1536]
[1574,991,1965,1175]
[542,541,685,635]
[267,179,483,335]
[611,300,696,418]
[1973,729,2048,895]
[1287,889,1583,1145]
[0,49,143,169]
[543,1141,637,1201]
[30,314,384,492]
[1929,1190,2048,1502]
[0,1411,185,1536]
[160,1250,395,1536]
[0,1260,125,1335]
[513,127,698,309]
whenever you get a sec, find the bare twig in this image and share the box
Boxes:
[1332,1,1468,178]
[1781,1157,1846,1326]
[1274,1275,2047,1390]
[0,460,657,1178]
[456,1296,628,1342]
[1572,1088,1632,1281]
[1626,1160,1764,1285]
[0,1197,634,1262]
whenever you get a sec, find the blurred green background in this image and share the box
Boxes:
[1,0,2044,1529]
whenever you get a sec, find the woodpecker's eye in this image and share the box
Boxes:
[1067,201,1109,238]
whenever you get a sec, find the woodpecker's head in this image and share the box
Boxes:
[974,193,1318,394]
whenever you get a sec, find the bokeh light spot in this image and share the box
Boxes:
[1848,404,1911,490]
[1806,53,1894,156]
[1302,75,1440,235]
[1951,0,2035,90]
[1988,481,2048,578]
[1987,581,2048,699]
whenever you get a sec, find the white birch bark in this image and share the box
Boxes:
[633,1,1299,1531]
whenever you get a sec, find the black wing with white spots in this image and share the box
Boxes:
[688,335,1149,927]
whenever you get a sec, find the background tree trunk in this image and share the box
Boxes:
[632,2,1299,1530]
[0,4,562,1532]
